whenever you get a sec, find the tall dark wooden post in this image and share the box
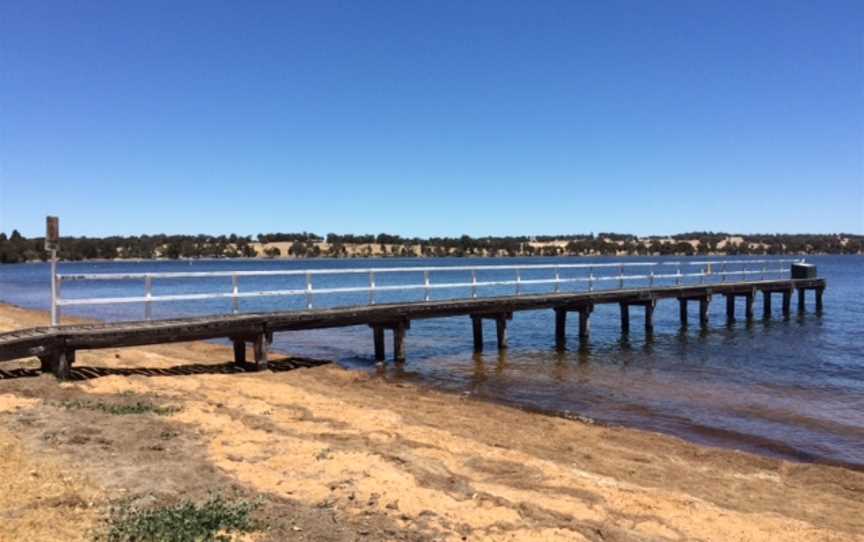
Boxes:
[45,349,74,380]
[619,303,630,334]
[495,316,508,350]
[373,326,386,362]
[252,333,268,370]
[232,339,246,364]
[699,296,710,327]
[393,322,407,362]
[798,288,806,312]
[762,291,772,319]
[744,292,754,321]
[782,289,792,318]
[644,301,655,334]
[815,287,824,313]
[554,308,567,350]
[578,305,591,339]
[725,294,735,323]
[471,316,484,353]
[678,299,688,327]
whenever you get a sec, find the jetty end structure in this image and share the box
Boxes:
[0,258,825,380]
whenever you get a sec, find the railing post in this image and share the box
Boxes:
[424,270,430,301]
[305,272,313,309]
[369,271,376,305]
[676,264,681,286]
[554,266,560,293]
[471,269,478,298]
[618,264,624,289]
[231,274,239,314]
[515,268,521,295]
[144,274,153,320]
[50,249,59,325]
[649,270,654,287]
[722,262,727,282]
[588,266,594,292]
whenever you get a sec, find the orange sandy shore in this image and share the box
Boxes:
[0,302,862,541]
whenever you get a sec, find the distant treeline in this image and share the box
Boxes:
[0,230,861,263]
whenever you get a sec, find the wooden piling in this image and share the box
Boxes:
[678,299,688,327]
[373,326,385,361]
[44,349,74,380]
[798,288,806,312]
[620,303,630,334]
[496,316,508,350]
[232,339,246,364]
[816,287,824,312]
[699,296,710,327]
[725,294,735,323]
[744,292,754,321]
[644,301,655,334]
[578,305,591,339]
[762,291,772,319]
[393,322,407,362]
[782,289,792,318]
[471,316,484,353]
[554,308,567,350]
[252,333,268,370]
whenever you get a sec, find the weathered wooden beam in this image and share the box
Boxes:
[678,298,688,327]
[699,296,710,327]
[373,326,385,361]
[762,291,772,319]
[798,287,806,312]
[578,305,591,339]
[49,349,74,380]
[471,316,483,353]
[393,322,407,362]
[232,339,246,364]
[620,303,630,334]
[554,308,567,350]
[725,294,735,323]
[782,289,792,318]
[252,333,268,370]
[644,301,655,334]
[495,316,508,350]
[816,287,824,313]
[744,292,754,321]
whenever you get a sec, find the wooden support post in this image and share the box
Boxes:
[619,303,630,334]
[495,316,508,350]
[393,322,407,362]
[744,292,754,321]
[678,299,688,327]
[782,289,792,318]
[798,288,806,312]
[39,355,52,373]
[471,316,484,353]
[578,305,591,339]
[725,294,735,323]
[644,301,655,334]
[815,287,824,313]
[554,308,567,350]
[53,349,74,380]
[762,291,772,319]
[252,333,268,370]
[373,326,385,362]
[699,296,710,327]
[232,339,246,364]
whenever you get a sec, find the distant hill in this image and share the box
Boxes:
[1,230,861,263]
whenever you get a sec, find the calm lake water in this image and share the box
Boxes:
[1,255,862,468]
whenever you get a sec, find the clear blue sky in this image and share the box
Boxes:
[1,0,862,238]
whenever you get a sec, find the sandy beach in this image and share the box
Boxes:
[0,302,862,541]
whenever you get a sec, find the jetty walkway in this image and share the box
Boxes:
[0,260,825,379]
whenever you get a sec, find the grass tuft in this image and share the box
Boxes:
[96,495,259,542]
[60,399,179,416]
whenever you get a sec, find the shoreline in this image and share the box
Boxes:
[1,303,863,540]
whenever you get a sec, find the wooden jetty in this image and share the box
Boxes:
[0,277,825,380]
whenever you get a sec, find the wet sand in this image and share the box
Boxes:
[0,302,862,541]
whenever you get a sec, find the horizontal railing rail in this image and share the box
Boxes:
[51,258,803,325]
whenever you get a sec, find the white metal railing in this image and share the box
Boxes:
[50,258,803,325]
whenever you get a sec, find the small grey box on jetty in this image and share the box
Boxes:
[791,263,817,279]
